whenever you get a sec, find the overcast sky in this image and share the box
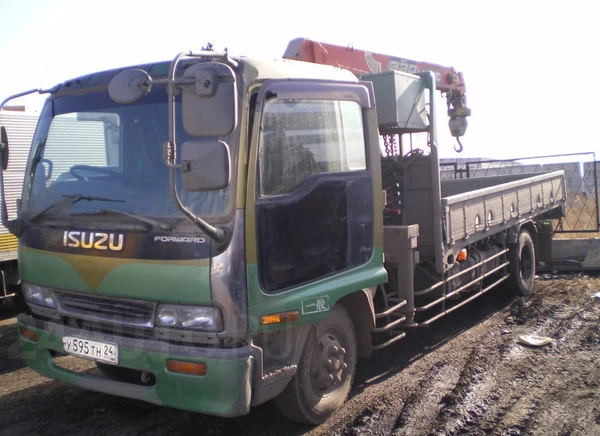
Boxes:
[0,0,597,160]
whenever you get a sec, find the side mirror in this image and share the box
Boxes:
[181,62,237,137]
[0,126,9,170]
[181,139,230,191]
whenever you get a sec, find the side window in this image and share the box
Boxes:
[258,99,366,196]
[339,101,367,170]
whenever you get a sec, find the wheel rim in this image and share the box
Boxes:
[310,329,349,395]
[520,244,533,281]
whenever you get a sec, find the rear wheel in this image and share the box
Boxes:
[507,229,535,296]
[274,305,357,424]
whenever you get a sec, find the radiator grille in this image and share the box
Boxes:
[54,291,156,328]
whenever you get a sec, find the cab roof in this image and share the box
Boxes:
[51,56,358,98]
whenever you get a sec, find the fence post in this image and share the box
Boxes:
[594,155,599,231]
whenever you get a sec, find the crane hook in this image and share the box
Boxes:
[454,137,464,153]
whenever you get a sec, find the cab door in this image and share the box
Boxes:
[247,80,377,296]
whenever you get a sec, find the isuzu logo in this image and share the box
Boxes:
[63,231,125,251]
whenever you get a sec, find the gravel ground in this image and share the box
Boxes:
[0,275,599,435]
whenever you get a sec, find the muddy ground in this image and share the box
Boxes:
[1,275,599,436]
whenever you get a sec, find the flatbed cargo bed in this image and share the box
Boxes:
[441,170,566,251]
[398,152,567,272]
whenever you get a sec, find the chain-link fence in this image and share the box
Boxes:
[440,152,599,234]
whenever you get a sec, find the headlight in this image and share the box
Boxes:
[155,304,223,332]
[22,283,56,308]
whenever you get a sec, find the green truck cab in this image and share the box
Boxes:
[6,52,386,424]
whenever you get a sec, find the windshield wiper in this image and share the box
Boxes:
[74,208,172,231]
[27,194,124,223]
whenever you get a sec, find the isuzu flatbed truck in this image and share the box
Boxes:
[0,40,565,424]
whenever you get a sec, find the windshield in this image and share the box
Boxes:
[22,87,234,224]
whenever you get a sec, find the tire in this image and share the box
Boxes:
[274,305,357,425]
[507,229,535,296]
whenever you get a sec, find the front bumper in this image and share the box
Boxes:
[17,314,255,418]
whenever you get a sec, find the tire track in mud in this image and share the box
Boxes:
[316,291,514,436]
[428,290,600,435]
[490,309,600,435]
[390,361,464,435]
[335,359,467,436]
[426,297,553,435]
[318,279,600,436]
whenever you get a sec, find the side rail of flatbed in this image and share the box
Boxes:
[440,170,566,261]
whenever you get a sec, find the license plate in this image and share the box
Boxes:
[62,336,119,365]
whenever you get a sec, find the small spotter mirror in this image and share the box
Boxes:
[108,68,151,104]
[0,126,9,171]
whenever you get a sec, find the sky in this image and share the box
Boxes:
[0,0,598,160]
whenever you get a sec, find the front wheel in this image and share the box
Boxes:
[274,305,357,424]
[507,229,535,296]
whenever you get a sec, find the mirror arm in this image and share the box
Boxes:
[147,76,194,87]
[168,166,224,243]
[166,51,191,170]
[0,85,61,112]
[163,141,181,169]
[163,52,225,244]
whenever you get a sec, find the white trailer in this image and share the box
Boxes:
[0,110,37,304]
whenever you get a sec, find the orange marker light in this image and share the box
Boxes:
[457,248,468,262]
[20,327,38,342]
[260,311,300,325]
[167,360,207,376]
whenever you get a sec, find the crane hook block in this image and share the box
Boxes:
[454,138,464,153]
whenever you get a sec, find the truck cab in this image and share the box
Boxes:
[13,52,386,423]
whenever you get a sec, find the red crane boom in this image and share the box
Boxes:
[283,38,471,147]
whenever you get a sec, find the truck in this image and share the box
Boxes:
[0,109,37,307]
[0,39,566,425]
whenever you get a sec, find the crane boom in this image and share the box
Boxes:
[283,38,471,146]
[283,38,463,92]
